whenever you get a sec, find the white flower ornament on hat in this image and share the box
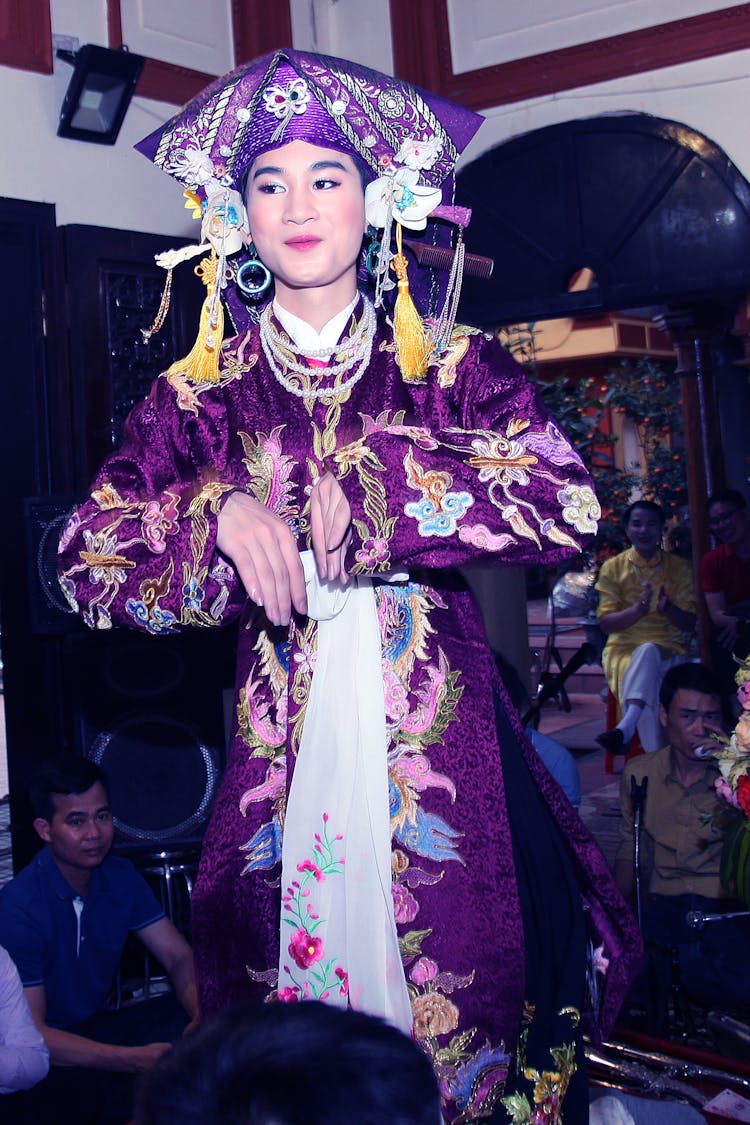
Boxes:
[395,135,443,171]
[365,166,442,233]
[201,187,249,256]
[365,134,444,234]
[169,146,218,189]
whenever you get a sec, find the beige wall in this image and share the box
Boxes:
[463,46,750,177]
[0,0,393,238]
[4,2,750,238]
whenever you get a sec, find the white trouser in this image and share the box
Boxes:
[621,643,687,752]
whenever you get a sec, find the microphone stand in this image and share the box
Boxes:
[631,775,649,933]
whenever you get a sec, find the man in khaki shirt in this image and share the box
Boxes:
[614,662,750,1013]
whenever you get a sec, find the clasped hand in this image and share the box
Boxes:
[637,582,671,616]
[216,472,352,626]
[636,582,653,615]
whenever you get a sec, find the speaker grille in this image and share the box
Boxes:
[89,714,219,842]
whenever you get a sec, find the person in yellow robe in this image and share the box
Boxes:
[595,500,696,753]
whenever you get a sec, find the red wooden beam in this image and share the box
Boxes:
[0,0,52,74]
[390,2,750,111]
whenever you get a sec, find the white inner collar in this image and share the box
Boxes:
[273,295,359,358]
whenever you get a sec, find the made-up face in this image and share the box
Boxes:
[625,507,664,559]
[245,139,367,317]
[34,781,114,881]
[660,688,724,764]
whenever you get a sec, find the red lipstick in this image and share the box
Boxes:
[285,236,321,250]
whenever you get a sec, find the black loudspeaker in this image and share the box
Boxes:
[63,627,236,844]
[24,497,82,634]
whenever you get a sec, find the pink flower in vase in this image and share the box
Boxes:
[716,777,740,808]
[738,680,750,711]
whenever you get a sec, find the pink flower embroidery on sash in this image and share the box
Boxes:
[278,813,348,1002]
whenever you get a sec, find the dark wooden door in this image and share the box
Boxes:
[2,214,233,868]
[0,197,67,865]
[61,225,202,491]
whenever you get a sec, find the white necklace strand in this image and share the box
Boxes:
[262,305,373,362]
[260,300,376,400]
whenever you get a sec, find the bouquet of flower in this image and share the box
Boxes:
[712,655,750,907]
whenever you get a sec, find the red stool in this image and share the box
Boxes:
[604,690,645,773]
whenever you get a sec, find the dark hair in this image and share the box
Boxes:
[28,758,109,822]
[706,488,747,513]
[135,1001,441,1125]
[623,500,665,529]
[659,663,722,712]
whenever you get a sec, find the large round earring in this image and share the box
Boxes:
[235,244,272,298]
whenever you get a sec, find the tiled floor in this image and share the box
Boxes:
[525,593,623,866]
[536,690,623,868]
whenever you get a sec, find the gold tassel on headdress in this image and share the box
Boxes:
[165,251,225,386]
[392,223,431,383]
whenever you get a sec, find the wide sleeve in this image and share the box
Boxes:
[57,376,246,633]
[595,555,626,619]
[332,329,600,575]
[0,948,49,1094]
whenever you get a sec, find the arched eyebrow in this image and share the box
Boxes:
[251,158,351,180]
[251,163,284,179]
[309,159,350,173]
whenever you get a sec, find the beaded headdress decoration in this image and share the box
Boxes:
[135,48,483,384]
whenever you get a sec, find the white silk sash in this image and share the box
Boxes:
[277,552,412,1034]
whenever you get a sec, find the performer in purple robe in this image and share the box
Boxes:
[58,49,640,1124]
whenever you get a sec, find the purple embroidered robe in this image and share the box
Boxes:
[58,307,640,1122]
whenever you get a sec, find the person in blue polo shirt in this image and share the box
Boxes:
[0,758,199,1124]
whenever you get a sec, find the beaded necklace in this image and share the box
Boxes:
[259,298,377,400]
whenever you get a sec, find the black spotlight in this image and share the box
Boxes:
[57,44,145,145]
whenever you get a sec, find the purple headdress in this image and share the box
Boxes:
[136,49,483,382]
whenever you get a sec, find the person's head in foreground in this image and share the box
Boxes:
[29,757,113,880]
[658,662,723,764]
[135,1000,442,1125]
